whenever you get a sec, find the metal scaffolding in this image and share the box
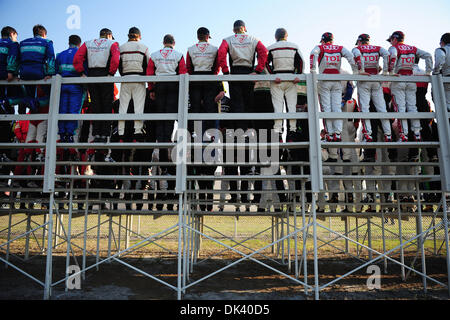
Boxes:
[0,72,449,300]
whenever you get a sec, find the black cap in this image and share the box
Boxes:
[386,31,404,43]
[355,33,370,45]
[128,27,141,37]
[321,32,333,43]
[100,28,114,40]
[233,20,246,29]
[197,27,211,39]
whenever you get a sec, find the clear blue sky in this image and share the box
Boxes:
[1,0,449,73]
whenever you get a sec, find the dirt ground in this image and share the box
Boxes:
[0,251,448,300]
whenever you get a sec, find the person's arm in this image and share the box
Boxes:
[146,57,156,94]
[379,47,390,75]
[177,55,187,75]
[388,46,397,74]
[266,49,274,74]
[254,41,268,74]
[108,42,120,76]
[416,47,433,74]
[217,39,230,74]
[433,47,446,75]
[186,51,194,75]
[309,46,321,73]
[55,53,61,76]
[45,40,56,77]
[294,49,304,74]
[6,42,19,80]
[352,48,363,71]
[73,43,87,74]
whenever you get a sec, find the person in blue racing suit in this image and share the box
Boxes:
[55,35,85,143]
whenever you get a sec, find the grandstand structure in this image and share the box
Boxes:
[0,72,449,300]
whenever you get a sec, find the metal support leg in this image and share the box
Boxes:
[24,214,31,260]
[43,193,55,300]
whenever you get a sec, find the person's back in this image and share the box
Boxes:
[56,35,84,143]
[119,40,149,76]
[0,27,19,81]
[73,28,119,142]
[19,25,55,80]
[118,27,150,141]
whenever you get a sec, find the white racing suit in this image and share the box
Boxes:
[388,43,433,139]
[352,45,391,140]
[310,44,357,138]
[433,44,450,111]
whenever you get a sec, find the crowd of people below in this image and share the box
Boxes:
[0,21,448,215]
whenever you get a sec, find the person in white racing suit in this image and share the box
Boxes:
[352,33,392,142]
[310,32,357,142]
[387,31,433,142]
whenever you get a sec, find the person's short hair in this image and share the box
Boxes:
[69,35,81,46]
[100,28,114,39]
[1,26,17,38]
[275,28,287,41]
[441,33,450,45]
[33,24,47,37]
[233,20,245,32]
[163,34,175,45]
[128,27,141,39]
[197,27,211,40]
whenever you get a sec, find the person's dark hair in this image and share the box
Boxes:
[69,35,81,46]
[197,27,210,41]
[163,34,175,45]
[100,28,113,38]
[33,24,47,37]
[275,28,287,41]
[1,26,17,39]
[441,33,450,45]
[128,27,141,40]
[233,20,245,33]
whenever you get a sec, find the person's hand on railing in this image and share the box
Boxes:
[358,71,371,76]
[293,77,301,84]
[150,92,156,100]
[44,76,52,81]
[274,77,282,84]
[7,73,15,82]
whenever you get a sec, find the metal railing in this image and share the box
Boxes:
[0,72,449,300]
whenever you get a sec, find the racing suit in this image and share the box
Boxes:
[218,32,268,131]
[266,40,304,133]
[73,38,120,139]
[118,39,150,136]
[55,46,84,138]
[388,43,432,140]
[0,37,19,163]
[19,36,56,113]
[218,33,267,207]
[352,44,391,140]
[433,43,450,111]
[186,41,221,136]
[146,46,187,210]
[310,43,357,139]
